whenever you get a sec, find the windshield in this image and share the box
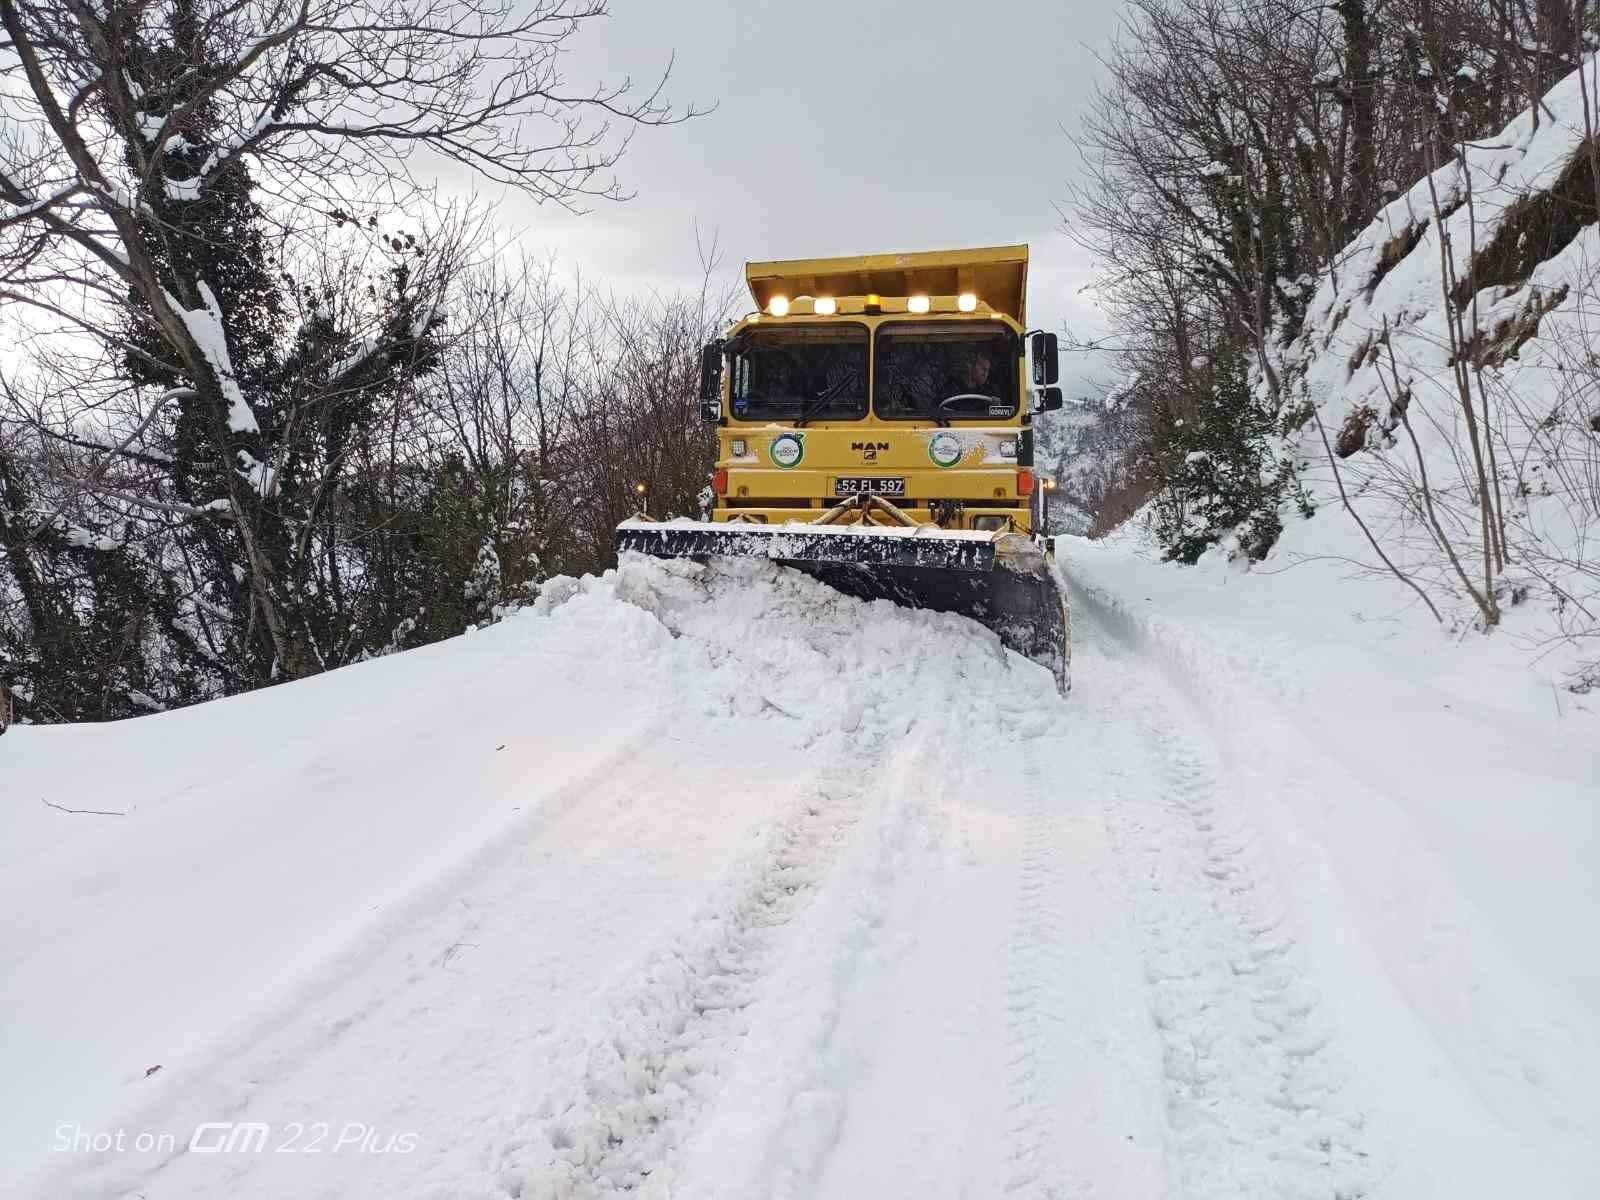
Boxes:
[874,322,1019,421]
[728,324,868,422]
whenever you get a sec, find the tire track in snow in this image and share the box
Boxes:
[1098,659,1378,1200]
[521,762,872,1198]
[65,722,765,1200]
[1003,736,1075,1198]
[994,655,1169,1200]
[45,718,684,1200]
[748,731,944,1200]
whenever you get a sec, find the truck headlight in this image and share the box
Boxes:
[768,295,789,317]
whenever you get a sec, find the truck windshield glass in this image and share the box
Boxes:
[728,324,868,422]
[874,322,1018,421]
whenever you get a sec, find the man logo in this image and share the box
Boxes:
[850,440,890,462]
[190,1122,271,1154]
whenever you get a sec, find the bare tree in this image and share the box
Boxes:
[1065,0,1590,556]
[0,0,698,684]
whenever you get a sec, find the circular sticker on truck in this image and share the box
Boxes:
[769,433,804,468]
[928,431,964,467]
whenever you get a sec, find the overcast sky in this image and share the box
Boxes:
[475,1,1128,395]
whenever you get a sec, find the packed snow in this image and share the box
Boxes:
[1,543,1594,1199]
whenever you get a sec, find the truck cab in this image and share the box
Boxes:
[700,245,1063,532]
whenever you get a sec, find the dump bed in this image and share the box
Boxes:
[745,245,1029,324]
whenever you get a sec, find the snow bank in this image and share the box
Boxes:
[0,554,1056,1196]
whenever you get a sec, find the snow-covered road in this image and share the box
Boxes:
[4,547,1596,1199]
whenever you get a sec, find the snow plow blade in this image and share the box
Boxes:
[616,518,1070,693]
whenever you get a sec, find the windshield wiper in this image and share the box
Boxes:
[793,379,861,427]
[793,398,840,427]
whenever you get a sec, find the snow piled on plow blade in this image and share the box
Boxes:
[616,519,1071,693]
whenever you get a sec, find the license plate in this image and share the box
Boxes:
[834,476,906,496]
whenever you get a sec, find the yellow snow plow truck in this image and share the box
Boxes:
[617,244,1070,692]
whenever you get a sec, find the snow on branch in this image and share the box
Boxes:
[0,182,83,228]
[163,111,276,201]
[71,484,236,521]
[169,283,260,434]
[58,522,122,551]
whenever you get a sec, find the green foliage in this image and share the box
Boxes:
[1150,349,1296,564]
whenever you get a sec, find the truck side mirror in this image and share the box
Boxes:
[699,340,724,422]
[1035,386,1064,413]
[1029,331,1059,387]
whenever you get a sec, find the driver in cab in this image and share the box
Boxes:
[937,350,997,407]
[957,351,995,396]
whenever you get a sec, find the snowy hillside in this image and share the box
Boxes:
[1265,54,1600,693]
[3,546,1596,1199]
